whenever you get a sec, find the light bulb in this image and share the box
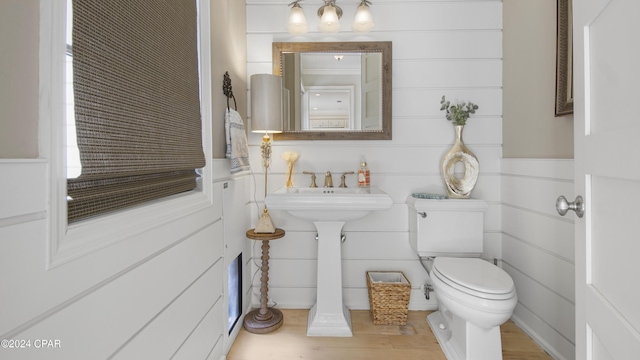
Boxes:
[287,4,307,35]
[352,3,374,33]
[319,4,340,33]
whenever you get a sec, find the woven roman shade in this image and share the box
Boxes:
[68,0,205,223]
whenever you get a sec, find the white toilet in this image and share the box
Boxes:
[407,196,517,360]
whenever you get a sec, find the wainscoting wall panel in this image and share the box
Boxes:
[172,297,224,360]
[502,159,575,360]
[0,160,232,360]
[221,175,253,354]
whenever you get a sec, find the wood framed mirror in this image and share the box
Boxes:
[272,41,392,140]
[555,0,573,116]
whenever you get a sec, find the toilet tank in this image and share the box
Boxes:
[407,196,488,258]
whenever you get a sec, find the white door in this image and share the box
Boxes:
[572,0,640,358]
[361,53,381,130]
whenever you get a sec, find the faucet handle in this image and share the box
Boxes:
[303,171,318,188]
[339,171,355,188]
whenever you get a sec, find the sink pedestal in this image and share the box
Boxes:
[264,186,393,337]
[307,221,352,337]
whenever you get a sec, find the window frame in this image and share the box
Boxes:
[40,0,213,269]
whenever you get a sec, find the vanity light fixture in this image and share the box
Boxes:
[287,0,375,34]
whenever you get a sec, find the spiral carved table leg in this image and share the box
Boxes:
[244,229,285,334]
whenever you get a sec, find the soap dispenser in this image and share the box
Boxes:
[358,160,370,188]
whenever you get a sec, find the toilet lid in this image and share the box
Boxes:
[433,257,515,297]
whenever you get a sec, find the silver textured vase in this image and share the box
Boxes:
[441,125,479,199]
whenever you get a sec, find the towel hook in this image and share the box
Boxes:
[223,71,237,111]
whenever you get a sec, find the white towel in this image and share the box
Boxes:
[225,108,251,174]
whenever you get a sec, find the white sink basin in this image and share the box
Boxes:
[265,186,392,337]
[266,186,393,221]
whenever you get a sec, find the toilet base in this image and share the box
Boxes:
[427,310,503,360]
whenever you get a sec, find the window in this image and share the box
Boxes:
[66,0,206,223]
[42,0,212,267]
[65,2,81,179]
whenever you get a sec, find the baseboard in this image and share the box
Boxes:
[510,314,570,360]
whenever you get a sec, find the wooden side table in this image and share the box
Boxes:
[243,228,285,334]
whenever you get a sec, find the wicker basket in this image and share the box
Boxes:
[366,271,411,325]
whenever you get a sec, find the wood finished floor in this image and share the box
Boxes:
[227,309,553,360]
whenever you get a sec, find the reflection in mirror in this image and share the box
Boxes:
[273,42,392,140]
[284,52,378,132]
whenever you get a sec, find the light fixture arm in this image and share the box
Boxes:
[288,0,304,9]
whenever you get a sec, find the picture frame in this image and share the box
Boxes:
[555,0,573,116]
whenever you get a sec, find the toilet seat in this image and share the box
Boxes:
[432,257,515,300]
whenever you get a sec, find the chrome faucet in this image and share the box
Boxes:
[324,171,333,187]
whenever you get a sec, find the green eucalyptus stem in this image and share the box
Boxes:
[440,95,479,126]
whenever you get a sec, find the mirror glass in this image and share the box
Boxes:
[272,42,392,140]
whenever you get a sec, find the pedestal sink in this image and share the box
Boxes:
[266,187,393,336]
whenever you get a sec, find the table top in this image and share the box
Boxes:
[246,228,285,241]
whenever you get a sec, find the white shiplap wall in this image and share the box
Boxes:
[502,159,575,360]
[0,160,232,360]
[245,0,503,311]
